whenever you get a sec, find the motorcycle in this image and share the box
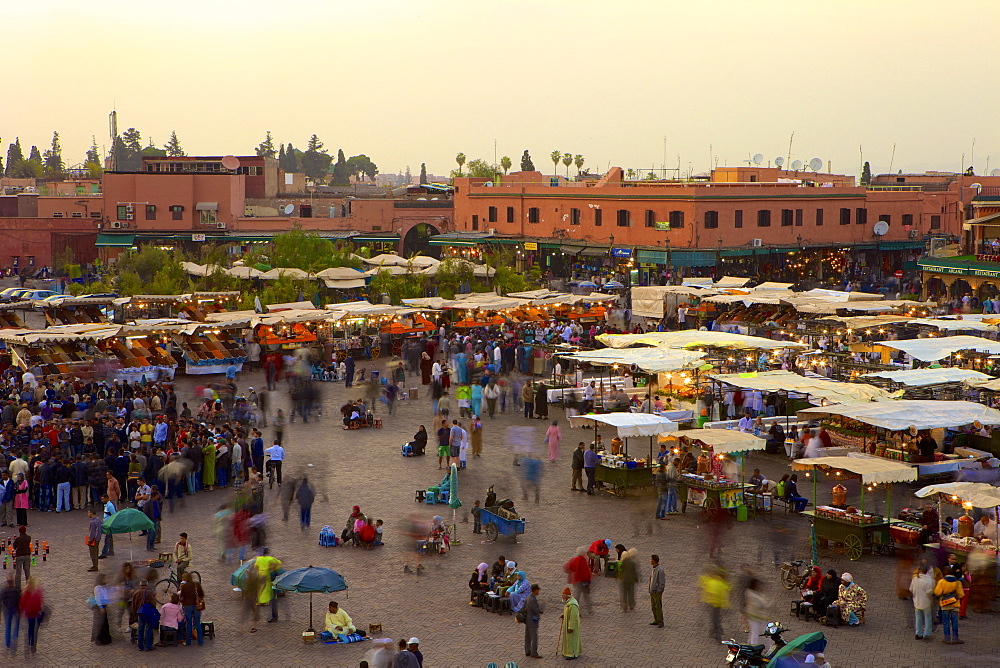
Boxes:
[722,622,827,667]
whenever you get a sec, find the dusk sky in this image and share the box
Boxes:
[6,0,999,178]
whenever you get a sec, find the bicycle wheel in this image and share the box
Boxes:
[154,578,176,602]
[780,567,798,590]
[185,570,202,584]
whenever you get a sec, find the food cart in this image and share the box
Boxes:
[661,429,765,516]
[793,454,916,561]
[914,482,1000,565]
[567,413,679,498]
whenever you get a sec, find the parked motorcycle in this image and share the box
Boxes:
[722,622,827,667]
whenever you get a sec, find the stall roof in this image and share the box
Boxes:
[259,267,313,280]
[363,253,410,267]
[266,301,316,311]
[560,347,706,373]
[754,282,795,291]
[661,428,766,453]
[0,324,121,344]
[965,377,1000,392]
[713,276,752,289]
[817,315,914,329]
[709,370,898,403]
[364,265,409,276]
[875,335,1000,361]
[792,454,917,484]
[597,330,809,351]
[33,296,117,308]
[225,266,265,279]
[567,413,679,437]
[314,267,366,280]
[180,262,223,277]
[908,318,999,333]
[797,400,1000,431]
[915,482,1000,508]
[323,279,366,289]
[862,368,994,387]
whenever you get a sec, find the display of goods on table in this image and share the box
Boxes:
[815,505,883,525]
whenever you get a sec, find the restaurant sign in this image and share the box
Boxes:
[523,242,538,251]
[922,263,1000,278]
[653,221,671,231]
[610,247,633,258]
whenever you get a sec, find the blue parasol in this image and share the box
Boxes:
[274,566,349,631]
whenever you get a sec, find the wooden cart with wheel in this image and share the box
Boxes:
[593,463,654,499]
[801,510,895,561]
[678,475,752,517]
[480,507,526,542]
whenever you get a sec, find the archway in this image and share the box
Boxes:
[402,223,440,257]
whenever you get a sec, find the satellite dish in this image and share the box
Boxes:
[809,158,823,171]
[752,153,763,165]
[282,204,294,215]
[774,157,785,167]
[873,221,889,236]
[991,169,1000,177]
[221,155,240,170]
[791,160,803,171]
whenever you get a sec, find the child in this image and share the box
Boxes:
[472,500,482,534]
[337,360,347,382]
[374,519,384,546]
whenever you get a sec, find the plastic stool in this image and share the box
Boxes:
[438,490,450,504]
[159,627,179,646]
[415,489,426,502]
[201,621,216,639]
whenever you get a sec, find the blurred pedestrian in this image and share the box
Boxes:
[1,576,20,655]
[618,548,638,612]
[18,577,43,655]
[546,420,561,463]
[699,565,730,642]
[296,477,315,531]
[92,573,112,645]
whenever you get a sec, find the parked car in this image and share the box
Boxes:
[0,288,32,303]
[16,290,60,301]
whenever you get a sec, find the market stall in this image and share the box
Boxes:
[35,296,114,326]
[0,324,118,378]
[567,413,679,498]
[173,322,248,375]
[659,429,765,515]
[101,320,184,382]
[915,482,1000,563]
[793,454,917,561]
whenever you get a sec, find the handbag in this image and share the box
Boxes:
[196,595,206,611]
[939,593,958,607]
[515,610,526,624]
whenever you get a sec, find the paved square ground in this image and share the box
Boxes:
[6,368,996,667]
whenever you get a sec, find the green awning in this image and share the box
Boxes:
[351,234,399,243]
[636,250,667,264]
[96,233,135,247]
[429,237,479,247]
[671,251,717,267]
[877,240,925,250]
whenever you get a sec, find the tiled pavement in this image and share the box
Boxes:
[5,369,996,667]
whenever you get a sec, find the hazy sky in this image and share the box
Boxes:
[5,0,999,178]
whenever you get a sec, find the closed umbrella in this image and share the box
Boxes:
[274,566,348,631]
[102,508,155,560]
[448,463,462,544]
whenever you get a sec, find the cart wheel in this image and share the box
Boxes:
[700,497,717,520]
[874,534,895,556]
[485,523,499,541]
[844,534,863,561]
[613,476,627,499]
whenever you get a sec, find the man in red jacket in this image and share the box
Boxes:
[563,547,592,615]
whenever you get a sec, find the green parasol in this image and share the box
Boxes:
[766,630,827,666]
[102,508,155,561]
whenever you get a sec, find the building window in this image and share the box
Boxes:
[616,209,631,227]
[781,209,793,227]
[668,210,684,229]
[528,207,540,224]
[487,206,497,223]
[902,213,914,227]
[506,206,514,223]
[815,209,824,226]
[90,211,101,219]
[840,208,851,225]
[704,211,719,229]
[199,209,217,226]
[145,205,156,221]
[571,208,581,226]
[116,205,130,221]
[594,209,602,227]
[757,210,771,227]
[856,208,867,225]
[472,214,479,231]
[645,210,655,228]
[170,205,184,221]
[878,214,890,227]
[930,215,941,230]
[734,210,743,228]
[795,209,803,227]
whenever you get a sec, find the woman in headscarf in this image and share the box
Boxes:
[546,420,562,463]
[13,472,28,526]
[470,416,483,457]
[469,562,490,604]
[409,426,428,457]
[618,547,639,612]
[507,571,531,613]
[470,383,483,419]
[420,352,432,385]
[342,506,365,543]
[495,560,518,595]
[808,569,840,620]
[832,572,867,625]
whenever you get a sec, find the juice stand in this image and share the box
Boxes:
[914,481,1000,562]
[661,429,765,516]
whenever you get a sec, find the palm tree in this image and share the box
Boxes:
[455,152,466,176]
[626,168,636,180]
[574,154,585,174]
[550,150,561,177]
[500,156,512,174]
[562,153,573,177]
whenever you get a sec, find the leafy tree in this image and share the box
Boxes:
[550,150,561,176]
[404,165,412,185]
[86,136,101,165]
[331,149,349,185]
[165,131,185,157]
[117,245,173,283]
[113,128,145,171]
[116,271,144,297]
[256,131,277,158]
[461,158,500,179]
[369,268,427,303]
[24,146,43,177]
[419,163,428,184]
[491,264,527,294]
[520,150,534,171]
[285,143,299,172]
[122,128,142,154]
[270,226,334,272]
[42,131,64,176]
[455,152,466,176]
[861,161,872,186]
[434,258,474,299]
[500,156,512,174]
[5,139,23,177]
[562,152,572,177]
[278,143,286,168]
[346,154,377,182]
[301,134,332,180]
[574,154,585,174]
[28,146,41,163]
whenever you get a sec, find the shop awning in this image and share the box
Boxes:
[670,251,717,267]
[636,250,667,264]
[875,335,1000,361]
[561,245,588,255]
[597,330,808,351]
[428,234,486,247]
[792,454,917,484]
[708,370,898,404]
[915,482,1000,508]
[195,202,219,211]
[660,428,765,454]
[323,279,366,289]
[559,347,705,374]
[568,413,679,437]
[351,234,399,243]
[797,400,1000,431]
[862,368,994,388]
[579,247,609,257]
[962,211,1000,226]
[95,233,135,247]
[907,318,999,333]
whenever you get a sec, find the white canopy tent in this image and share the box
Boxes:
[915,482,1000,508]
[661,428,765,454]
[713,276,752,289]
[597,330,809,351]
[709,370,898,404]
[908,318,999,333]
[792,454,917,484]
[875,336,1000,361]
[559,347,706,374]
[363,253,410,267]
[225,266,265,279]
[862,368,994,387]
[798,400,1000,431]
[568,413,679,437]
[314,267,366,281]
[258,267,313,280]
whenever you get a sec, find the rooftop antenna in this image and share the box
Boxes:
[752,153,763,166]
[774,156,785,168]
[786,131,795,170]
[971,137,976,171]
[808,158,823,172]
[791,159,803,171]
[887,143,896,175]
[108,110,118,172]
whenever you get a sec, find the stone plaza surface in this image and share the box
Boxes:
[3,369,996,667]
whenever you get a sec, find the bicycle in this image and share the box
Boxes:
[778,559,811,590]
[264,454,275,489]
[154,563,202,602]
